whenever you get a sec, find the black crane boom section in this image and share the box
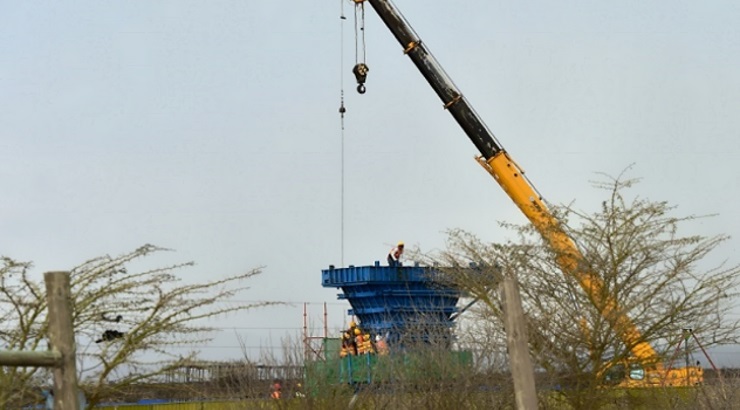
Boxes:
[366,0,502,159]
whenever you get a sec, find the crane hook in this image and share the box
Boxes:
[352,63,369,95]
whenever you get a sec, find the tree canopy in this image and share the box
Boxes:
[421,173,740,398]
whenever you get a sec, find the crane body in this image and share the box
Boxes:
[363,0,702,387]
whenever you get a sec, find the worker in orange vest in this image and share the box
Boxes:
[387,241,405,267]
[270,379,282,399]
[354,328,364,354]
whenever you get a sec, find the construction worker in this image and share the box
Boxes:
[362,332,374,354]
[375,334,389,355]
[341,327,359,356]
[340,331,351,357]
[270,379,282,399]
[355,330,364,354]
[387,241,405,267]
[294,383,306,398]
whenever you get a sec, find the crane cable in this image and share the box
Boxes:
[339,0,347,267]
[338,0,368,266]
[354,1,366,65]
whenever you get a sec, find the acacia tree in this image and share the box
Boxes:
[420,173,740,408]
[0,245,272,408]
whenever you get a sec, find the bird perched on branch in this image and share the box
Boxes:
[96,329,124,343]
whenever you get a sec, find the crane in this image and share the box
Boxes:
[360,0,702,387]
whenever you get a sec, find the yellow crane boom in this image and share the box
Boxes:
[361,0,702,386]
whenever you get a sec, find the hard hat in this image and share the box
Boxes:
[375,335,381,341]
[354,328,361,335]
[397,241,405,247]
[349,321,356,327]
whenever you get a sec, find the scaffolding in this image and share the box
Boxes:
[302,302,329,363]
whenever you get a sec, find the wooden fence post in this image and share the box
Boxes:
[44,271,80,410]
[500,274,538,410]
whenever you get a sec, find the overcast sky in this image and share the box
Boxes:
[2,1,739,365]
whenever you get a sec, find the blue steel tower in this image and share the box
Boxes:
[322,262,461,347]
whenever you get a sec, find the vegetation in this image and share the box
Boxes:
[3,172,740,409]
[415,171,740,408]
[0,245,270,409]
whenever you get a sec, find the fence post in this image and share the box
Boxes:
[44,271,80,410]
[500,274,538,410]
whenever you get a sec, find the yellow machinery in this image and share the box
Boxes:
[360,0,702,387]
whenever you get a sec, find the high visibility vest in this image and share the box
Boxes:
[362,335,373,353]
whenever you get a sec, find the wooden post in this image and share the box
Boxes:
[500,274,538,410]
[44,271,79,410]
[0,350,61,367]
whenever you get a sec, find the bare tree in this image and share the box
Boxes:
[418,172,740,408]
[0,245,273,408]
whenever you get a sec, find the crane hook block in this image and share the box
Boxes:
[352,63,369,94]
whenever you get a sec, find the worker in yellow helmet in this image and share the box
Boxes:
[362,333,373,354]
[341,321,359,355]
[387,241,405,267]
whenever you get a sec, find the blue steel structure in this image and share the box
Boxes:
[321,262,461,347]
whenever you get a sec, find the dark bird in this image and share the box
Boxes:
[95,329,124,343]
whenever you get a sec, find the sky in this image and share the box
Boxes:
[2,1,740,365]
